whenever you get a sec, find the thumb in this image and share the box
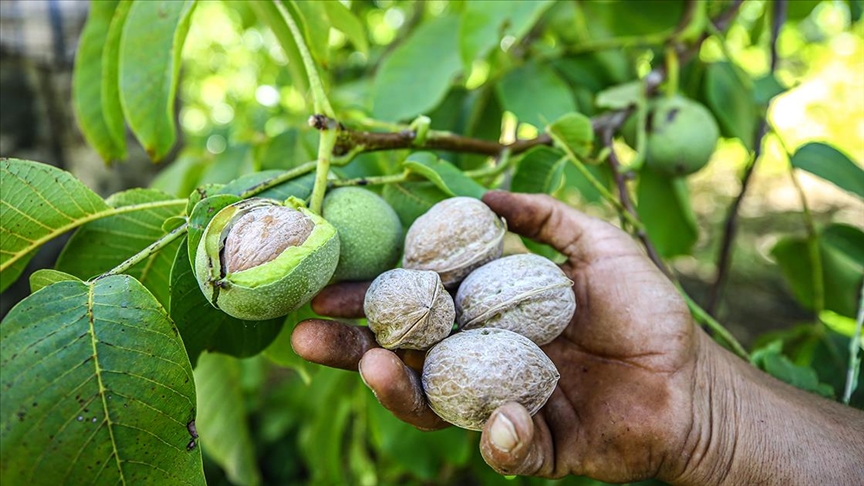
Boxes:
[480,402,545,476]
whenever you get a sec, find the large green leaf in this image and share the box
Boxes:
[72,0,126,162]
[169,240,284,367]
[372,15,463,121]
[496,60,576,128]
[119,0,197,160]
[458,0,554,68]
[28,269,80,293]
[194,353,261,486]
[790,143,864,198]
[382,181,450,228]
[101,0,132,159]
[704,62,758,150]
[511,146,566,194]
[0,159,110,292]
[0,275,204,484]
[403,152,487,199]
[636,167,699,258]
[772,234,863,317]
[55,188,186,308]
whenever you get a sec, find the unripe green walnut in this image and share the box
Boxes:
[402,197,506,289]
[624,95,720,176]
[195,198,339,321]
[364,268,454,350]
[455,253,576,345]
[322,187,403,282]
[422,328,559,431]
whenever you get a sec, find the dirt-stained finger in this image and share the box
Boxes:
[359,348,449,431]
[311,281,371,318]
[291,319,377,371]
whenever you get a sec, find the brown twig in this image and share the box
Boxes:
[600,118,675,281]
[706,0,786,316]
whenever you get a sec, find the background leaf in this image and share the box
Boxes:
[289,1,330,68]
[547,112,594,158]
[372,15,462,121]
[195,353,261,486]
[101,0,132,157]
[72,0,126,162]
[1,159,110,292]
[382,181,449,228]
[0,275,204,484]
[169,240,285,367]
[403,152,487,199]
[636,167,699,258]
[119,0,197,160]
[790,142,864,198]
[496,60,576,128]
[55,188,186,307]
[321,1,368,55]
[704,61,758,149]
[511,146,566,194]
[458,0,554,68]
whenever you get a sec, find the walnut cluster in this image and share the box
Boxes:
[363,196,577,430]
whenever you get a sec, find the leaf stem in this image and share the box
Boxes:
[98,222,188,279]
[237,161,317,199]
[309,127,338,215]
[680,286,750,360]
[329,170,410,188]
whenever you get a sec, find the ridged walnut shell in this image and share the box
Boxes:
[422,328,559,431]
[402,197,505,289]
[455,253,576,345]
[195,198,339,321]
[364,268,455,350]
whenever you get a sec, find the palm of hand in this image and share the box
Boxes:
[524,219,698,481]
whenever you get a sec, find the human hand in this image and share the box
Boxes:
[293,190,709,482]
[293,191,864,484]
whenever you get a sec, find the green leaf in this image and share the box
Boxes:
[248,1,308,96]
[194,353,261,486]
[169,239,284,367]
[704,62,758,150]
[512,146,566,194]
[772,236,863,317]
[119,0,197,160]
[0,159,110,292]
[372,15,462,121]
[496,60,576,128]
[753,73,786,106]
[822,224,864,267]
[262,304,317,385]
[101,0,132,158]
[636,167,698,258]
[321,1,368,55]
[0,275,204,484]
[290,0,330,68]
[790,143,864,198]
[72,0,126,162]
[403,152,487,199]
[547,112,594,158]
[595,81,643,110]
[28,269,80,293]
[55,188,185,307]
[459,0,554,68]
[382,181,449,228]
[751,341,834,397]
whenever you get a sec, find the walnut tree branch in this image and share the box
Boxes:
[706,0,785,316]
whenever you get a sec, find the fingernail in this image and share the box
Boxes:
[489,412,518,452]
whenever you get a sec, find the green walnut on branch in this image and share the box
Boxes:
[194,197,339,320]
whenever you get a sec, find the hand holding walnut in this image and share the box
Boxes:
[292,191,864,484]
